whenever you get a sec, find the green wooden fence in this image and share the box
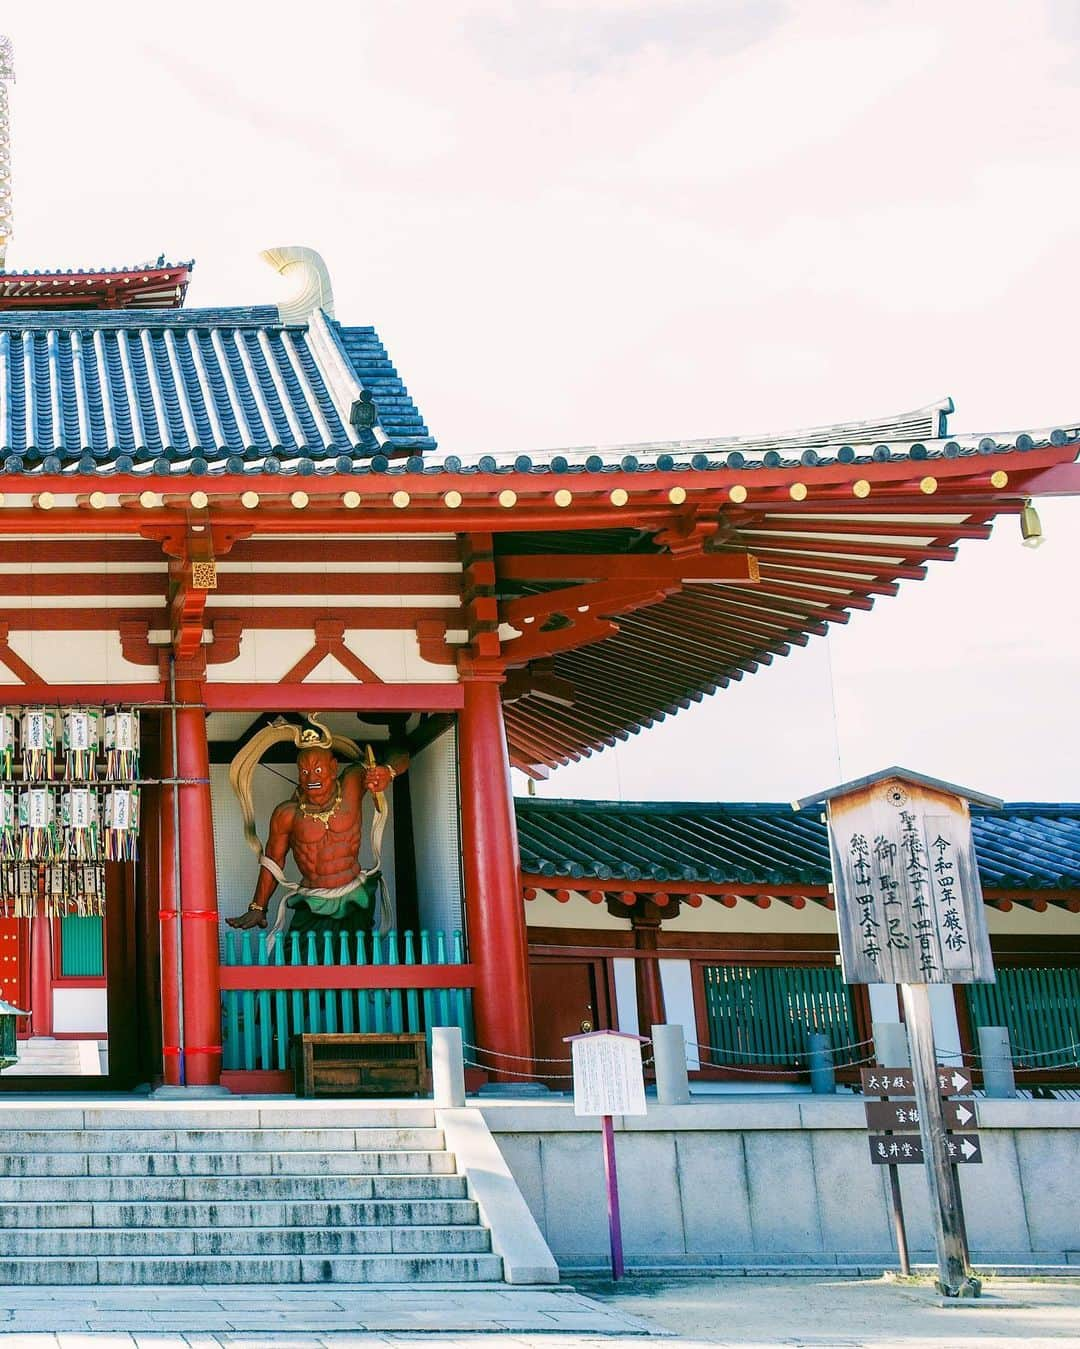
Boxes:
[965,966,1080,1069]
[702,963,858,1067]
[221,928,474,1073]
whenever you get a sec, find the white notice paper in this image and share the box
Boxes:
[571,1033,647,1117]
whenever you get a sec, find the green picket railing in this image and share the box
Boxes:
[965,966,1080,1070]
[220,927,474,1073]
[702,963,857,1067]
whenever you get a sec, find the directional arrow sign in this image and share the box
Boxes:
[865,1100,978,1132]
[860,1066,973,1097]
[868,1133,983,1165]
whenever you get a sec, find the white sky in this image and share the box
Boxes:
[3,0,1078,803]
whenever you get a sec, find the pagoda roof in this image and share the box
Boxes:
[0,260,193,311]
[514,797,1080,894]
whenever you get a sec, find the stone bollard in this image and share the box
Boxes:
[431,1025,467,1107]
[808,1031,835,1093]
[652,1024,691,1105]
[978,1025,1016,1098]
[873,1020,911,1068]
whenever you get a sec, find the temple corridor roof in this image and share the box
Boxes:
[0,304,434,467]
[514,798,1080,894]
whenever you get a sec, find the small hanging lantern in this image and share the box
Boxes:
[18,786,59,862]
[61,786,100,861]
[20,709,55,782]
[62,708,102,781]
[0,710,16,780]
[105,710,140,782]
[103,786,139,861]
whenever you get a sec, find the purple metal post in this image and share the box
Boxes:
[601,1113,624,1280]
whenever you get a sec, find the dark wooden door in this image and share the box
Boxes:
[529,958,606,1088]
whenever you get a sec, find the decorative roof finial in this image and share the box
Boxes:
[0,37,14,270]
[260,245,335,322]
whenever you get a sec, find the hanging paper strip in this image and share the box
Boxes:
[0,786,14,861]
[0,710,15,781]
[18,787,59,862]
[61,787,100,861]
[20,709,55,782]
[105,711,140,782]
[104,786,139,862]
[62,709,102,782]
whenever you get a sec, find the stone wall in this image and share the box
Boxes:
[478,1097,1080,1269]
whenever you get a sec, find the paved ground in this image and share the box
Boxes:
[0,1275,1075,1346]
[578,1273,1080,1347]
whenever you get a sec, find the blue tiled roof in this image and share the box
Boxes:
[0,305,435,471]
[514,799,1080,891]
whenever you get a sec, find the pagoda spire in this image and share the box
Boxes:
[0,36,12,269]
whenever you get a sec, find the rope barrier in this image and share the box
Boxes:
[463,1042,572,1064]
[463,1058,573,1081]
[1010,1041,1080,1060]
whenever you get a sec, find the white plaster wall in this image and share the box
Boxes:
[524,891,631,930]
[52,987,107,1034]
[4,631,157,685]
[198,626,460,684]
[612,958,639,1035]
[409,725,464,939]
[658,960,701,1070]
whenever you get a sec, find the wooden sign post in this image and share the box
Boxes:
[565,1029,648,1281]
[797,768,1000,1298]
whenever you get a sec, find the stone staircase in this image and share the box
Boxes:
[0,1038,102,1076]
[0,1103,505,1284]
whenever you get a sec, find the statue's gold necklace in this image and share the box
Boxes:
[296,780,342,829]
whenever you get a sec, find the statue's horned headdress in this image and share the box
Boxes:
[229,713,360,858]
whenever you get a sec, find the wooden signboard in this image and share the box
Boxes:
[565,1030,649,1281]
[818,774,995,986]
[569,1030,648,1118]
[797,768,1001,1299]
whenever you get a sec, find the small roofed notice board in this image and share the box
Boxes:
[569,1031,648,1117]
[796,769,998,985]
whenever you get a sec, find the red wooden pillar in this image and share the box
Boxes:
[631,910,667,1035]
[175,677,222,1086]
[158,712,182,1086]
[458,676,534,1069]
[160,676,222,1086]
[29,903,53,1037]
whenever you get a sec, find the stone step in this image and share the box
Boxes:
[0,1108,437,1130]
[0,1148,456,1178]
[0,1224,492,1257]
[0,1172,468,1203]
[0,1198,480,1229]
[0,1253,505,1285]
[0,1127,440,1153]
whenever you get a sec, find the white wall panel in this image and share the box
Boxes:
[52,987,107,1034]
[658,959,701,1070]
[409,725,464,941]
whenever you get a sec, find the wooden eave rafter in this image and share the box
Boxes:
[0,444,1067,760]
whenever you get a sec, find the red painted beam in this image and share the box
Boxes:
[203,683,464,712]
[220,964,478,991]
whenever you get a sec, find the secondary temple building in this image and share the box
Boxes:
[0,247,1075,1093]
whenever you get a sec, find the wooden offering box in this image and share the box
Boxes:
[292,1032,431,1097]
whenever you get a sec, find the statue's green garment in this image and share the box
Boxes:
[286,874,380,943]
